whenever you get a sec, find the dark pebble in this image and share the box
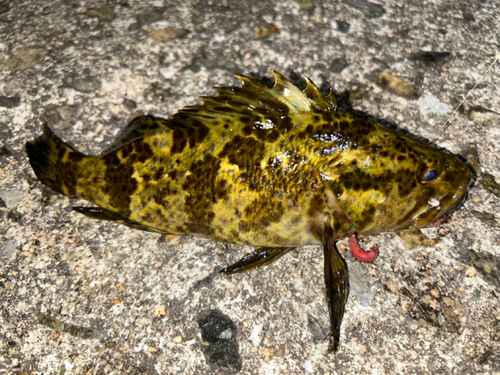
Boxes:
[73,78,101,93]
[330,57,348,73]
[462,10,475,22]
[0,95,20,108]
[198,309,236,343]
[123,98,137,110]
[465,83,488,91]
[197,310,242,373]
[336,21,350,33]
[408,51,451,65]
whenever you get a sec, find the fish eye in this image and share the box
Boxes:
[419,168,439,184]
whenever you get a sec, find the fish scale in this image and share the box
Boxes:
[26,70,473,352]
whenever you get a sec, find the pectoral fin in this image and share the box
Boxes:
[323,228,349,353]
[220,247,295,274]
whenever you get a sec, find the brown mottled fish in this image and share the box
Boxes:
[26,71,473,352]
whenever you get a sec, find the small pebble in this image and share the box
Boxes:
[147,28,189,42]
[376,71,419,99]
[85,6,115,21]
[296,0,314,11]
[254,23,280,39]
[330,57,348,73]
[0,47,47,71]
[155,305,167,316]
[345,0,385,18]
[336,21,350,33]
[467,266,477,277]
[263,347,274,361]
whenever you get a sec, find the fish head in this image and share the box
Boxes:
[321,125,474,235]
[409,149,473,229]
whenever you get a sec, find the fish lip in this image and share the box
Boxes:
[446,188,469,214]
[428,213,451,227]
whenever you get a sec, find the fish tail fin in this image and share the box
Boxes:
[26,123,87,197]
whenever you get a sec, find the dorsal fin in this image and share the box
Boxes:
[167,70,337,131]
[102,115,169,154]
[265,70,337,112]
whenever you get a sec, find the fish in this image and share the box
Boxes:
[25,70,473,352]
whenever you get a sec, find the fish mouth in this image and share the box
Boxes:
[414,203,454,229]
[415,174,473,228]
[428,213,450,227]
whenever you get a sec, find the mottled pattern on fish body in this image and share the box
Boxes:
[27,71,471,249]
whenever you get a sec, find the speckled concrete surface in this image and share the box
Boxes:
[1,0,499,374]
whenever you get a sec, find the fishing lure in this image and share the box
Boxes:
[26,70,473,352]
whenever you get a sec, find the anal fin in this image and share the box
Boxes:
[73,206,166,234]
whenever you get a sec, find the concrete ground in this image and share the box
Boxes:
[1,0,499,373]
